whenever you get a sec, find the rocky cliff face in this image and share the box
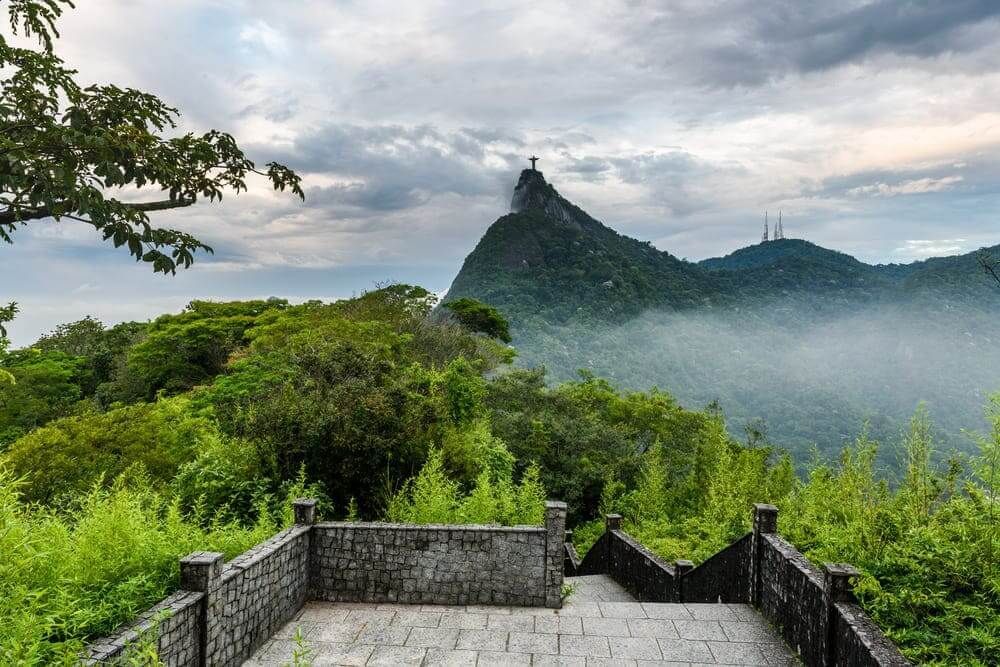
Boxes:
[509,169,582,229]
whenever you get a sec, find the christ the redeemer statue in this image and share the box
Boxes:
[529,155,539,171]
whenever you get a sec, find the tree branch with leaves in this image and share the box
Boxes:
[1,0,304,273]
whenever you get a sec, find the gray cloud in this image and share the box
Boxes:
[623,0,1000,88]
[6,0,1000,342]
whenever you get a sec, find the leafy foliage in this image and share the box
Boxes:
[0,470,287,663]
[2,396,211,503]
[0,347,90,446]
[582,406,999,664]
[1,0,303,273]
[442,297,512,342]
[386,447,545,526]
[0,286,996,662]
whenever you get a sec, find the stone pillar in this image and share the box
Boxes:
[180,551,224,667]
[823,563,859,667]
[750,503,778,607]
[544,501,568,608]
[293,498,317,525]
[604,514,622,577]
[674,559,694,603]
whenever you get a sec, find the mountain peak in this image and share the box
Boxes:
[509,168,583,227]
[510,168,551,212]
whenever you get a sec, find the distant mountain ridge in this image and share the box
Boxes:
[446,170,1000,460]
[447,169,999,327]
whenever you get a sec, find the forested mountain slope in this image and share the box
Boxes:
[446,170,1000,458]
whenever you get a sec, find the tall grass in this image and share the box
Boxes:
[0,470,286,664]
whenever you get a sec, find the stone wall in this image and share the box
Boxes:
[757,534,828,665]
[680,533,751,604]
[85,499,566,665]
[84,591,203,666]
[309,501,566,608]
[206,524,312,665]
[604,514,680,602]
[576,504,909,666]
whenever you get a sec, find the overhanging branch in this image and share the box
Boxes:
[0,195,197,226]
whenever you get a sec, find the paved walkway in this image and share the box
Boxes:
[245,575,799,666]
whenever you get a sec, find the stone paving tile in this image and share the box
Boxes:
[583,616,630,637]
[635,662,691,667]
[708,639,768,665]
[626,619,680,639]
[561,601,604,617]
[656,638,715,662]
[517,606,561,616]
[758,642,801,665]
[295,605,350,623]
[585,659,639,666]
[468,605,511,615]
[423,648,479,665]
[309,641,373,666]
[560,634,612,658]
[393,610,442,627]
[355,623,411,646]
[421,604,467,613]
[456,629,509,652]
[600,603,648,619]
[272,619,317,639]
[672,619,727,641]
[720,620,778,643]
[685,603,738,621]
[641,603,693,620]
[535,615,584,635]
[487,613,535,632]
[726,603,756,622]
[531,655,587,666]
[366,644,425,665]
[440,612,488,629]
[405,626,460,649]
[310,620,364,643]
[344,609,396,626]
[477,650,532,665]
[609,636,662,660]
[508,631,559,655]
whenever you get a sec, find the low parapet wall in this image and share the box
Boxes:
[84,499,566,666]
[310,520,555,607]
[574,504,909,667]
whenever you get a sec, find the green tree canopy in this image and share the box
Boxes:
[442,297,512,343]
[1,0,303,273]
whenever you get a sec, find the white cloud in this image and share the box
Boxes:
[847,175,964,198]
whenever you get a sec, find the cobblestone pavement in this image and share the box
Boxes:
[244,575,799,666]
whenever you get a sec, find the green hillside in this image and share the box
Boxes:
[446,170,1000,459]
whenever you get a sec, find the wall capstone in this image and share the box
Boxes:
[292,498,317,525]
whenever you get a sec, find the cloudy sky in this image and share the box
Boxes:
[5,0,1000,345]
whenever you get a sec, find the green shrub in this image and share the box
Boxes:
[0,471,283,664]
[386,446,546,526]
[1,396,213,503]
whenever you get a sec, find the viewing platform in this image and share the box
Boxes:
[85,502,908,666]
[245,574,798,665]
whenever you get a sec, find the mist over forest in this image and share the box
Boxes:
[514,298,998,465]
